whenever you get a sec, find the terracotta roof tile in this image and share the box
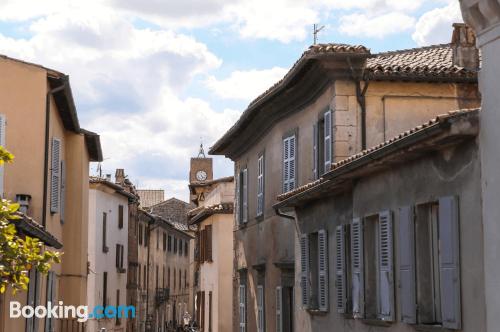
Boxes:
[188,203,234,225]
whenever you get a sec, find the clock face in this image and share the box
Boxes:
[196,170,207,181]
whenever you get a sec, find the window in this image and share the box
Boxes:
[179,239,183,256]
[50,137,61,213]
[116,244,125,272]
[168,267,171,288]
[184,269,187,288]
[168,235,172,252]
[143,265,147,289]
[157,229,160,249]
[239,284,246,332]
[139,224,143,246]
[206,225,212,262]
[276,287,282,332]
[116,289,121,325]
[102,213,108,253]
[282,134,296,193]
[300,230,328,311]
[257,154,265,217]
[179,269,181,290]
[103,272,108,307]
[237,167,248,224]
[174,237,178,253]
[313,110,332,179]
[156,265,159,289]
[174,268,176,291]
[118,205,124,229]
[185,241,188,257]
[257,285,264,332]
[334,224,351,314]
[163,232,167,251]
[144,224,148,247]
[398,197,461,329]
[138,264,141,289]
[350,211,394,321]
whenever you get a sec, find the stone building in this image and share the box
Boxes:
[209,24,480,332]
[150,197,194,226]
[0,54,102,332]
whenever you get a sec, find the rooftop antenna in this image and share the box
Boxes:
[313,23,325,45]
[197,138,206,158]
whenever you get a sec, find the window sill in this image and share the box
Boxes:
[256,214,264,222]
[413,324,448,332]
[117,268,126,274]
[307,309,328,316]
[361,318,393,327]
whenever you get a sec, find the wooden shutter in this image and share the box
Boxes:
[335,225,347,313]
[242,168,248,223]
[378,210,394,321]
[276,286,283,332]
[0,114,6,197]
[50,138,61,213]
[118,205,124,229]
[257,155,264,216]
[300,234,310,308]
[102,213,107,252]
[313,123,318,180]
[60,161,66,223]
[351,217,364,318]
[116,243,120,268]
[257,285,264,332]
[318,229,329,311]
[239,285,246,332]
[438,196,461,329]
[324,110,332,171]
[398,206,416,324]
[206,225,213,261]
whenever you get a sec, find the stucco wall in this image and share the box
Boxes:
[294,139,485,332]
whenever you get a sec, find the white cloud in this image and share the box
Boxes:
[412,1,462,46]
[339,12,416,38]
[205,67,288,101]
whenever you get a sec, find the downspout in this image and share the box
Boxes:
[42,81,66,227]
[346,57,369,151]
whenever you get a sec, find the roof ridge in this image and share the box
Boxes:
[372,43,452,57]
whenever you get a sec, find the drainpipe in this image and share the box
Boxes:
[42,81,66,227]
[355,80,369,150]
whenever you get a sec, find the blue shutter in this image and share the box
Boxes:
[318,229,329,311]
[378,210,394,321]
[439,196,461,329]
[300,234,310,308]
[242,168,248,223]
[351,217,364,318]
[335,225,346,313]
[398,206,416,324]
[324,110,332,171]
[313,124,318,180]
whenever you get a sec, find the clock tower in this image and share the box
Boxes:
[189,143,213,183]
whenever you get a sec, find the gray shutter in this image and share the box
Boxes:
[257,285,264,332]
[300,234,310,308]
[351,217,364,318]
[0,114,6,197]
[378,210,394,321]
[242,168,248,223]
[45,271,56,332]
[318,229,329,311]
[313,124,318,180]
[239,285,246,332]
[324,110,332,171]
[276,286,283,332]
[335,225,346,313]
[50,138,61,213]
[289,135,296,190]
[236,170,241,224]
[257,155,264,216]
[438,196,461,330]
[60,161,66,223]
[398,206,416,324]
[283,138,290,193]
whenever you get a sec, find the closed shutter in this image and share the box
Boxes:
[318,229,329,311]
[118,205,124,229]
[398,206,416,324]
[116,243,120,268]
[283,135,296,192]
[300,234,310,308]
[44,271,55,332]
[236,170,241,224]
[313,124,318,180]
[60,161,66,223]
[0,114,6,197]
[335,225,346,313]
[276,286,283,332]
[351,217,364,318]
[257,155,264,216]
[239,285,246,332]
[242,168,248,223]
[438,196,461,330]
[206,225,213,261]
[50,138,61,213]
[378,210,394,321]
[324,110,332,171]
[257,285,264,332]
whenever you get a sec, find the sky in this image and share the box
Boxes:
[0,0,463,202]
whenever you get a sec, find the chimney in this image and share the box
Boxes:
[451,23,479,70]
[115,168,125,185]
[105,174,111,182]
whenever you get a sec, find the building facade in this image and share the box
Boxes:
[188,177,234,332]
[87,177,135,332]
[209,24,480,332]
[0,54,102,332]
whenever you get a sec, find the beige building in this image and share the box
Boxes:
[188,176,234,332]
[136,209,194,332]
[209,24,480,332]
[0,54,102,332]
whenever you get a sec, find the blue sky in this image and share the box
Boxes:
[0,0,462,200]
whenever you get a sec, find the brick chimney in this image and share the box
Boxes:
[115,168,125,185]
[451,23,479,70]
